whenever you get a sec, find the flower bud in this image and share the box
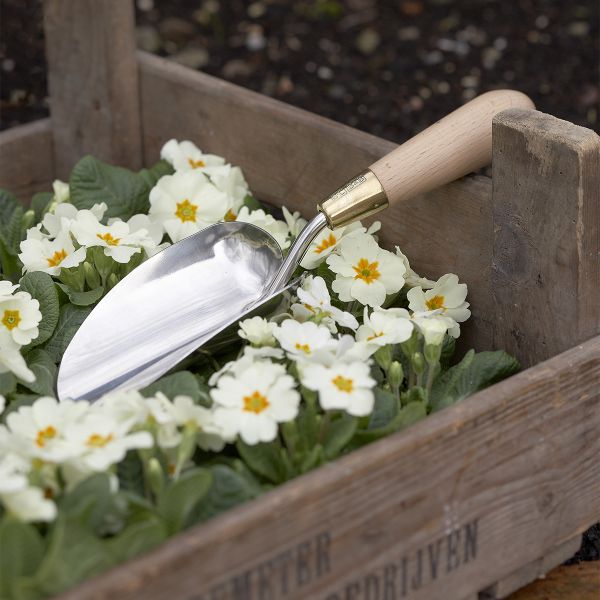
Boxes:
[374,345,392,371]
[21,209,36,230]
[83,262,101,289]
[424,342,442,366]
[388,361,404,390]
[175,423,198,476]
[411,352,425,375]
[106,273,120,291]
[147,457,165,497]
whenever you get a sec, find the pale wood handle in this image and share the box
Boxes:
[370,90,535,206]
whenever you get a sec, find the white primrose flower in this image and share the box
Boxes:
[235,207,290,250]
[300,222,369,270]
[211,360,300,445]
[238,316,277,347]
[149,170,230,243]
[273,319,338,363]
[407,273,471,325]
[0,332,35,382]
[290,275,358,333]
[63,411,153,471]
[327,233,406,308]
[203,164,249,218]
[0,394,4,415]
[0,286,42,346]
[1,483,57,522]
[302,361,376,416]
[71,209,153,263]
[112,213,168,257]
[4,396,88,462]
[356,306,414,348]
[160,139,226,172]
[42,202,107,238]
[145,392,182,449]
[208,345,285,386]
[395,246,436,289]
[52,179,70,204]
[282,206,308,239]
[412,311,457,344]
[19,228,87,276]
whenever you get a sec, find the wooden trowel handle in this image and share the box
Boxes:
[318,90,535,228]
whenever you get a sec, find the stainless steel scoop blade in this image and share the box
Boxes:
[57,91,534,401]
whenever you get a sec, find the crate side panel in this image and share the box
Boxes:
[138,52,494,350]
[58,336,600,600]
[0,119,55,203]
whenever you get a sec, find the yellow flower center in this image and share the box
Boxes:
[36,426,57,448]
[353,258,381,284]
[86,433,114,448]
[175,198,198,223]
[96,233,120,246]
[367,332,384,341]
[188,158,206,169]
[2,309,21,331]
[47,248,67,267]
[314,233,337,254]
[224,209,237,221]
[243,390,270,414]
[426,295,446,311]
[295,342,311,354]
[332,375,354,393]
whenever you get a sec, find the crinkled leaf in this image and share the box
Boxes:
[56,282,105,307]
[0,516,45,599]
[141,370,203,402]
[323,413,358,460]
[19,272,60,349]
[138,159,174,188]
[117,451,146,498]
[241,194,262,211]
[0,189,24,255]
[430,350,520,412]
[105,516,167,564]
[191,464,260,524]
[42,304,91,363]
[157,468,212,534]
[367,388,398,430]
[20,349,57,396]
[0,371,17,397]
[440,334,456,369]
[70,155,150,220]
[31,191,53,224]
[236,439,290,485]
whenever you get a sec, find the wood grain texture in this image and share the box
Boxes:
[138,51,495,351]
[58,335,600,600]
[43,0,142,177]
[370,90,534,206]
[0,119,55,203]
[491,109,600,367]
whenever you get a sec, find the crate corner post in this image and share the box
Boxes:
[491,108,600,367]
[43,0,143,177]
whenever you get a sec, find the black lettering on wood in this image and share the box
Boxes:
[345,581,362,600]
[297,541,312,587]
[316,532,332,577]
[365,573,380,600]
[231,571,252,600]
[446,529,461,573]
[411,549,423,591]
[383,563,397,600]
[427,538,443,580]
[257,561,274,600]
[325,594,341,600]
[400,556,408,598]
[209,582,228,600]
[464,519,478,563]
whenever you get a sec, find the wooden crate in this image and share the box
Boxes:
[0,2,599,599]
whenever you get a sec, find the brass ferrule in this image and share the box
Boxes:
[317,169,388,229]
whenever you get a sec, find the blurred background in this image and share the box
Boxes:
[1,0,598,139]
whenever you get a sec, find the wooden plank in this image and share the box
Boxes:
[138,51,494,351]
[58,335,600,600]
[43,0,142,177]
[491,109,600,368]
[0,119,55,203]
[480,536,582,598]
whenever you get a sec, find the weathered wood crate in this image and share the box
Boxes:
[0,2,598,599]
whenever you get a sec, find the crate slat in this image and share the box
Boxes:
[56,335,600,600]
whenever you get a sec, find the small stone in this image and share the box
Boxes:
[286,36,301,51]
[136,0,153,10]
[437,81,450,94]
[401,1,423,16]
[422,50,443,65]
[317,66,333,80]
[398,26,420,41]
[527,30,541,43]
[461,75,479,88]
[419,87,432,99]
[246,25,266,51]
[535,15,549,28]
[494,37,507,51]
[408,95,424,111]
[482,47,501,69]
[170,47,209,69]
[222,59,254,79]
[567,21,590,37]
[247,2,266,18]
[462,88,477,100]
[159,17,195,43]
[2,58,15,72]
[136,25,161,53]
[328,83,346,99]
[356,28,380,55]
[305,61,317,73]
[277,76,294,95]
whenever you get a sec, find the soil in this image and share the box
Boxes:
[0,0,598,564]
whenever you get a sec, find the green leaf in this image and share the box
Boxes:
[0,189,25,255]
[56,282,105,306]
[0,371,17,396]
[367,388,398,430]
[42,304,91,363]
[20,349,57,396]
[70,156,150,221]
[141,371,203,402]
[440,334,456,369]
[19,272,60,349]
[157,468,212,534]
[236,439,290,484]
[31,191,53,223]
[105,516,167,564]
[430,350,520,412]
[322,413,358,460]
[191,465,260,524]
[0,516,45,599]
[138,159,174,188]
[241,193,263,211]
[117,451,146,498]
